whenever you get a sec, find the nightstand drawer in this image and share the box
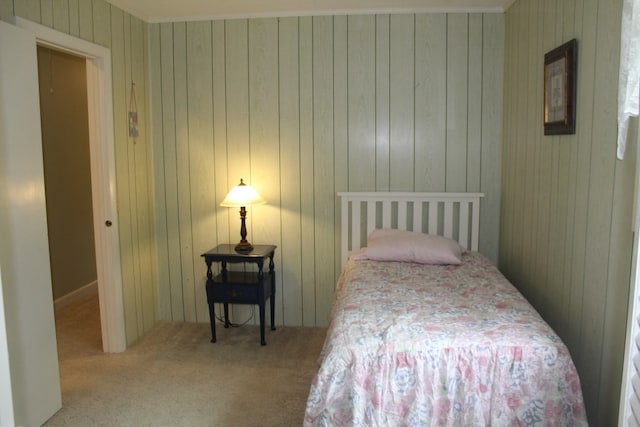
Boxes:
[209,283,258,302]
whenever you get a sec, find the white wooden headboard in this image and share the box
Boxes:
[338,192,484,267]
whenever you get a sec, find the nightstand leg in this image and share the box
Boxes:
[205,279,217,343]
[259,302,266,346]
[223,303,230,328]
[207,302,217,343]
[270,271,276,331]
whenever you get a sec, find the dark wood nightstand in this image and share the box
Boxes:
[201,244,277,345]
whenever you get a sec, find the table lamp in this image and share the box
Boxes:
[220,179,265,253]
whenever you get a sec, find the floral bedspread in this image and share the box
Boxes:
[304,252,587,426]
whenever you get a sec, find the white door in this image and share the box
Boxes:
[618,127,640,426]
[0,20,62,427]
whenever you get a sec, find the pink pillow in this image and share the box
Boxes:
[352,229,465,265]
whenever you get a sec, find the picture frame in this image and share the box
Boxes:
[544,39,577,135]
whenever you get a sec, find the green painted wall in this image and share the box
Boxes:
[148,14,504,328]
[502,0,636,424]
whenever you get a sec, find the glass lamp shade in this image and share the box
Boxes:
[220,179,265,207]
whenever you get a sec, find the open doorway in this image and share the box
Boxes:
[36,45,103,356]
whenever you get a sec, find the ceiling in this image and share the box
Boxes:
[105,0,515,23]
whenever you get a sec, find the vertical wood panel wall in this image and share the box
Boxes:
[1,0,157,346]
[149,13,504,328]
[502,0,637,424]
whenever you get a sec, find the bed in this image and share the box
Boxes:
[304,192,587,426]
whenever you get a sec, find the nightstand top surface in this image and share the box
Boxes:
[201,244,276,260]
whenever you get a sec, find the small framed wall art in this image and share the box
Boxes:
[544,38,577,135]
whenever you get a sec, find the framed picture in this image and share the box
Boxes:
[544,39,577,135]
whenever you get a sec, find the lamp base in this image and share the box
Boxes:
[234,241,254,253]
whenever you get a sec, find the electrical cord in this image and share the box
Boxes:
[214,307,254,328]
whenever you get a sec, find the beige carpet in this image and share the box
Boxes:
[45,295,327,426]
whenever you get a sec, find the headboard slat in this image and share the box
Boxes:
[338,192,484,267]
[444,201,454,239]
[382,201,391,228]
[459,201,470,250]
[366,201,376,238]
[471,199,481,251]
[341,196,349,263]
[398,201,407,230]
[428,202,438,234]
[412,202,422,232]
[352,199,361,252]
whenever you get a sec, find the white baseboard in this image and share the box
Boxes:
[54,281,98,311]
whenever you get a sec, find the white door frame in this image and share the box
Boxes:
[15,17,126,353]
[619,124,640,426]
